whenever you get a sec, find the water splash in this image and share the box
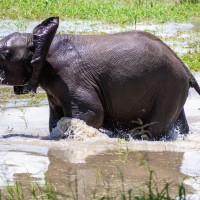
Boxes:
[47,117,197,142]
[48,117,109,140]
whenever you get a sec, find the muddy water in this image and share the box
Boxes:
[0,20,200,199]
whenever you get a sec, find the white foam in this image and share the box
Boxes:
[50,117,109,140]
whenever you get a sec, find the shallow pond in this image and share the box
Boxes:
[0,19,200,199]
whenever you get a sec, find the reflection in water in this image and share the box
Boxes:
[45,150,186,198]
[1,144,200,198]
[0,143,49,186]
[181,152,200,198]
[0,144,190,197]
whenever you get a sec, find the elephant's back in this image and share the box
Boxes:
[74,30,181,71]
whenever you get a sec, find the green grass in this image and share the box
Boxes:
[0,0,200,24]
[157,34,200,72]
[182,50,200,71]
[0,87,47,110]
[0,170,189,200]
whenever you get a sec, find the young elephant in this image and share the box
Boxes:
[0,17,199,140]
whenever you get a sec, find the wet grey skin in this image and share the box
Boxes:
[0,16,200,140]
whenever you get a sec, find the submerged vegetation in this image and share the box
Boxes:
[0,0,200,24]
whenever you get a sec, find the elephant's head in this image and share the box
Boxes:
[0,17,59,93]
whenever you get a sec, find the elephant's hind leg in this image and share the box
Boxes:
[145,98,187,140]
[168,108,189,138]
[175,108,189,134]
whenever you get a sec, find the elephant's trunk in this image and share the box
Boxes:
[13,85,32,95]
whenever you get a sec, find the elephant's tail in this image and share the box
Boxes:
[180,62,200,95]
[189,72,200,95]
[178,57,200,95]
[175,54,200,95]
[178,60,200,95]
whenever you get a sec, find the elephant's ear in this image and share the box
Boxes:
[31,17,59,93]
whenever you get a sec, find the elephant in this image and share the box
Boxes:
[13,84,32,95]
[0,17,199,140]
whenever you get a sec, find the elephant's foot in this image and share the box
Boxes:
[162,109,189,141]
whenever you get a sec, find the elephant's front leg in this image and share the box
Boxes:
[70,90,104,129]
[72,107,104,128]
[49,106,64,131]
[48,96,64,132]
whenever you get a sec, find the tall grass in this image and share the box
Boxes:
[0,169,188,200]
[0,0,200,23]
[182,49,200,71]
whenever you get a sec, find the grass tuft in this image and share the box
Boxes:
[182,50,200,71]
[0,169,189,200]
[0,0,200,24]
